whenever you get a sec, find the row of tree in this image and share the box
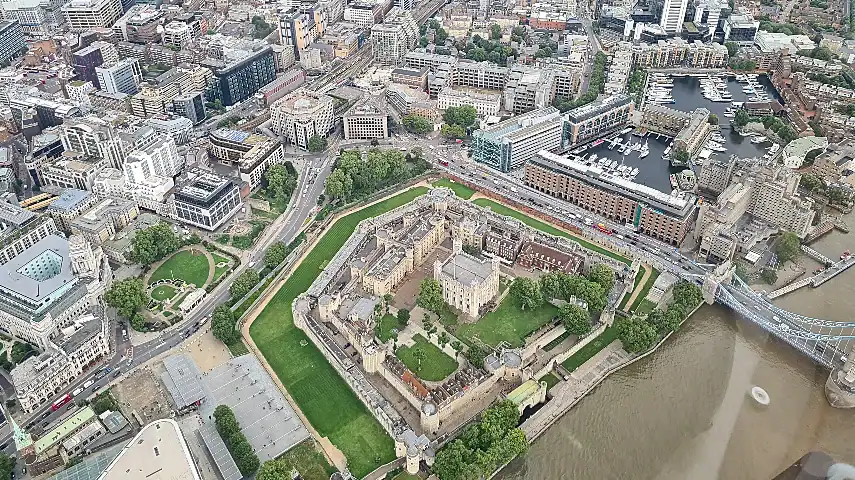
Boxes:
[441,105,478,139]
[105,277,148,331]
[403,114,433,134]
[432,400,528,480]
[324,148,429,202]
[552,52,608,113]
[616,281,703,353]
[511,265,615,315]
[733,111,797,144]
[214,405,260,475]
[800,174,854,205]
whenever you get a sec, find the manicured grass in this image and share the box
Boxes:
[162,310,174,318]
[560,325,619,373]
[275,440,337,480]
[619,266,647,310]
[248,187,427,477]
[149,249,211,287]
[457,294,559,348]
[472,198,630,265]
[173,291,191,308]
[396,334,458,381]
[393,472,423,480]
[433,178,476,199]
[543,330,572,351]
[432,303,458,326]
[635,299,657,315]
[212,253,232,281]
[227,340,249,356]
[538,372,562,391]
[376,314,403,343]
[150,285,177,301]
[628,269,660,312]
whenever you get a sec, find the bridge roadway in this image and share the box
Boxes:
[437,160,855,369]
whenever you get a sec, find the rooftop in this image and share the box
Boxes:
[566,94,632,124]
[100,419,201,480]
[35,406,96,455]
[441,252,494,286]
[0,234,74,301]
[47,189,92,212]
[161,354,204,409]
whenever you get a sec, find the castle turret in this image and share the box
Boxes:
[68,234,96,276]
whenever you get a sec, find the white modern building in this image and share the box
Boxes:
[659,0,688,34]
[343,97,389,140]
[270,89,334,149]
[60,116,128,169]
[172,171,242,231]
[95,58,142,95]
[370,7,418,65]
[125,135,182,179]
[146,116,194,145]
[91,167,128,199]
[61,0,122,31]
[471,107,564,172]
[0,202,59,265]
[437,87,501,117]
[162,21,192,50]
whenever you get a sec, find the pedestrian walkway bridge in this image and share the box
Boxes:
[801,245,832,265]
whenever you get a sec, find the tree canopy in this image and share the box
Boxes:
[264,163,297,205]
[230,269,261,300]
[616,316,658,353]
[708,113,719,125]
[264,241,289,269]
[403,114,433,134]
[725,41,739,57]
[212,304,239,345]
[587,264,616,292]
[417,278,445,313]
[129,222,180,265]
[214,405,259,475]
[324,148,426,202]
[441,123,466,139]
[559,303,591,335]
[509,277,543,310]
[775,231,801,263]
[105,277,146,319]
[307,135,327,152]
[442,105,478,129]
[490,23,502,40]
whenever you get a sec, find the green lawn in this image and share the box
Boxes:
[472,198,630,265]
[635,299,657,315]
[248,187,427,477]
[538,372,562,391]
[396,334,458,381]
[163,310,174,318]
[628,269,660,312]
[393,472,423,480]
[149,250,211,287]
[457,294,559,348]
[150,285,177,301]
[212,253,232,281]
[619,266,648,310]
[433,303,458,327]
[560,325,619,373]
[275,440,337,480]
[227,339,249,356]
[377,314,403,343]
[433,178,476,199]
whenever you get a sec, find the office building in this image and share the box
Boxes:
[204,45,276,106]
[146,116,193,145]
[723,9,758,45]
[70,197,139,245]
[129,67,188,118]
[46,189,98,233]
[255,68,306,106]
[504,64,581,115]
[563,94,633,147]
[98,419,201,480]
[433,240,500,318]
[0,202,59,265]
[525,151,697,245]
[0,21,25,64]
[112,4,163,43]
[162,21,192,50]
[39,153,106,191]
[673,108,714,157]
[72,41,118,87]
[125,135,182,180]
[343,1,382,27]
[208,129,286,188]
[0,0,66,35]
[62,0,122,31]
[270,89,334,149]
[659,0,688,34]
[385,83,437,121]
[371,7,418,65]
[95,58,142,95]
[698,154,739,195]
[173,171,241,231]
[91,167,128,199]
[236,138,286,188]
[691,0,727,39]
[60,116,128,169]
[471,107,563,172]
[279,4,327,57]
[172,92,206,125]
[437,87,501,117]
[343,97,389,141]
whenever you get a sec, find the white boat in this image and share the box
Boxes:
[620,127,633,135]
[609,160,618,169]
[709,144,727,152]
[639,148,649,158]
[664,145,672,156]
[750,136,767,144]
[589,154,598,162]
[630,167,639,176]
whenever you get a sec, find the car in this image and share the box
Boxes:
[778,323,790,332]
[772,315,780,322]
[72,387,83,396]
[83,379,94,389]
[40,411,50,419]
[841,355,849,364]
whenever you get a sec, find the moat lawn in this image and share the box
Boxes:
[457,294,559,348]
[432,178,476,199]
[396,334,458,381]
[248,187,427,478]
[472,198,630,265]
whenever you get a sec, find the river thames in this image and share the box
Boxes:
[496,77,855,480]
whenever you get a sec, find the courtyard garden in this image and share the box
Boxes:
[395,334,458,381]
[472,198,630,265]
[376,314,404,343]
[150,284,177,301]
[149,249,212,287]
[456,294,560,348]
[248,187,428,477]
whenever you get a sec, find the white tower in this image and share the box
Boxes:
[69,234,96,276]
[659,0,688,34]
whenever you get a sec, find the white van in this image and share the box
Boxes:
[583,217,593,226]
[72,387,83,397]
[83,379,94,389]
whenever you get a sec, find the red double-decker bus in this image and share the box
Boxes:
[52,393,72,411]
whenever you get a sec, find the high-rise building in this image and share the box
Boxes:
[471,107,564,172]
[724,9,760,45]
[124,135,182,181]
[203,45,276,106]
[172,92,206,125]
[95,57,142,94]
[62,0,122,32]
[659,0,688,34]
[60,116,128,169]
[370,7,418,65]
[0,21,25,64]
[0,0,66,34]
[146,116,193,145]
[111,4,162,42]
[162,21,192,49]
[278,4,327,57]
[172,170,242,231]
[270,88,334,149]
[72,41,118,87]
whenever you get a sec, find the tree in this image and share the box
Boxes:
[433,440,475,480]
[559,304,591,335]
[800,174,825,193]
[438,331,450,347]
[398,308,410,324]
[777,125,797,144]
[464,344,489,368]
[324,168,352,200]
[708,113,719,125]
[105,277,146,318]
[10,342,35,364]
[616,317,657,353]
[129,222,181,265]
[441,123,466,139]
[663,304,686,331]
[212,304,239,344]
[0,453,15,480]
[539,271,564,300]
[214,405,240,438]
[417,278,444,312]
[257,460,291,480]
[587,264,615,292]
[451,340,462,352]
[477,400,520,446]
[230,269,261,300]
[734,109,751,127]
[442,105,477,129]
[671,147,690,165]
[264,164,297,204]
[264,242,289,269]
[760,267,779,284]
[774,231,801,263]
[509,277,542,310]
[90,390,119,414]
[534,47,553,58]
[403,114,433,134]
[725,41,739,57]
[413,347,426,370]
[671,281,703,309]
[307,135,327,152]
[490,23,502,40]
[130,312,146,332]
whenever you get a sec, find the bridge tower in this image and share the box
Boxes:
[826,345,855,409]
[702,260,735,305]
